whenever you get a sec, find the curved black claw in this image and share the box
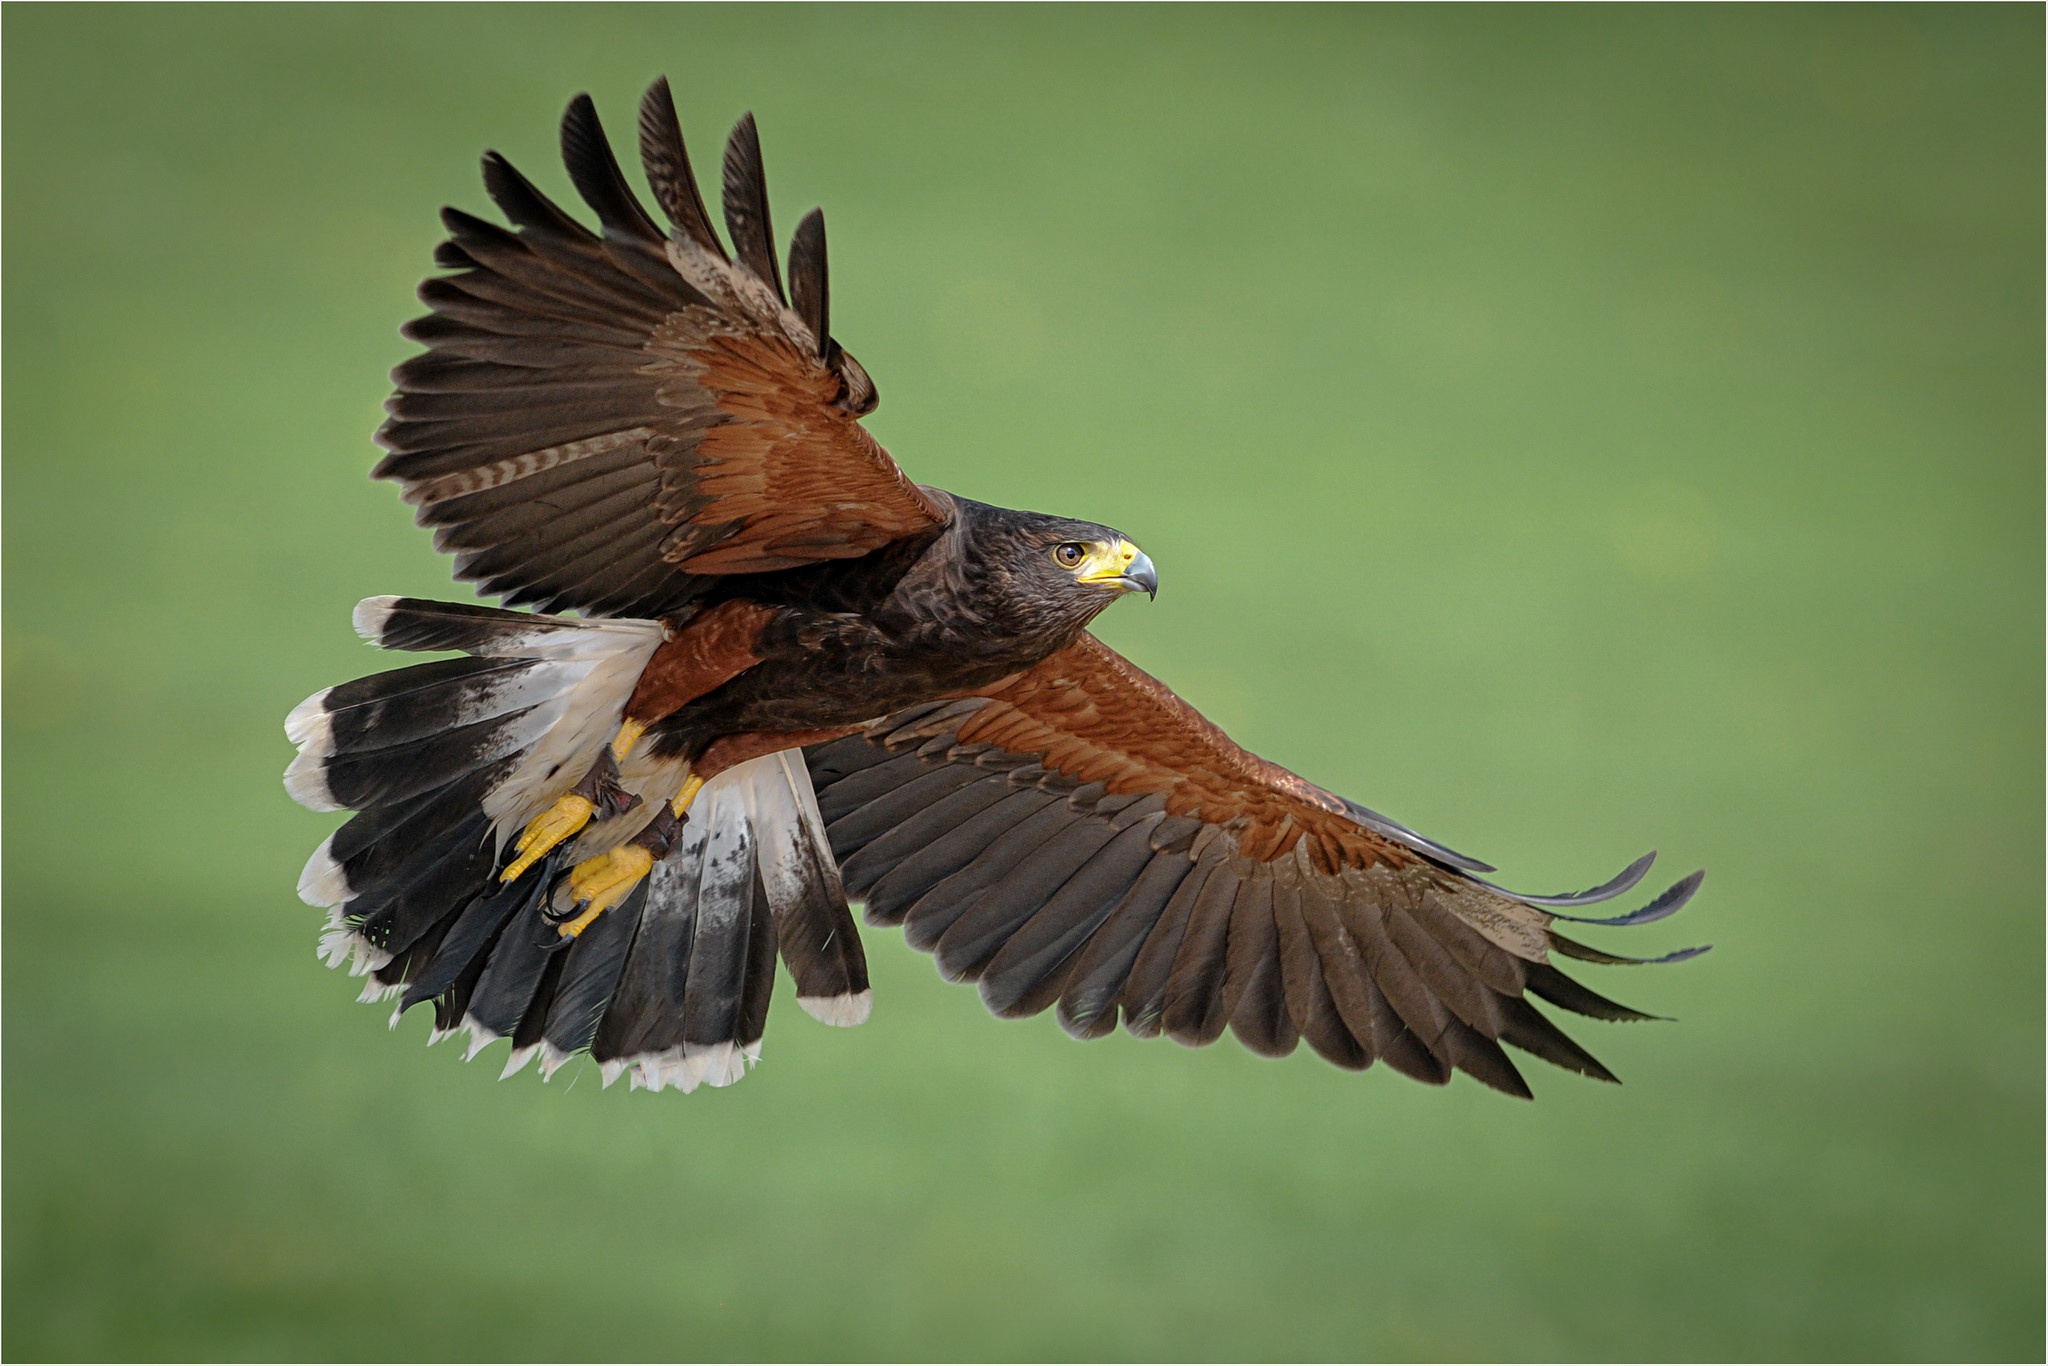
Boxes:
[536,919,583,952]
[536,867,587,949]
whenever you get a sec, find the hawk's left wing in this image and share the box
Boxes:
[373,80,950,620]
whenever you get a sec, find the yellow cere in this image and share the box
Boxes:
[1075,538,1142,587]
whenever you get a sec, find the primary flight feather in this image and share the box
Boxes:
[285,79,1705,1097]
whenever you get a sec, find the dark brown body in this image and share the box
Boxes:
[635,497,1126,767]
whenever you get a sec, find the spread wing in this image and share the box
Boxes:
[805,634,1706,1095]
[373,79,948,620]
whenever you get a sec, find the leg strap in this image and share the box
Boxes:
[568,747,641,821]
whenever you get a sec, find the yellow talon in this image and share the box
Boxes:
[671,772,705,818]
[611,717,647,761]
[500,793,596,883]
[557,845,655,935]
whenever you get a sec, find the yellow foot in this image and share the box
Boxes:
[611,717,647,762]
[555,845,655,937]
[500,793,596,883]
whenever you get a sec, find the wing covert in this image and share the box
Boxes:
[373,80,947,620]
[805,634,1706,1094]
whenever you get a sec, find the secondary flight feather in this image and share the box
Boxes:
[285,78,1705,1097]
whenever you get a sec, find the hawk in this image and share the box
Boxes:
[285,79,1705,1097]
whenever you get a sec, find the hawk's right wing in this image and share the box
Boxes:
[807,632,1707,1095]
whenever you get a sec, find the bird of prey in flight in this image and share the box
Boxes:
[285,78,1705,1097]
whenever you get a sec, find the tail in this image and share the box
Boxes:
[284,597,870,1093]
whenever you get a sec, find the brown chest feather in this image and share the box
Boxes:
[625,599,780,724]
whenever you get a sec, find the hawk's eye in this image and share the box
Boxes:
[1053,542,1088,569]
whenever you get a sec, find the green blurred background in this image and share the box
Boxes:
[5,5,2040,1361]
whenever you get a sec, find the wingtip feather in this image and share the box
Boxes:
[1549,868,1705,928]
[285,688,333,748]
[283,750,340,812]
[352,595,400,644]
[798,989,872,1028]
[296,834,351,908]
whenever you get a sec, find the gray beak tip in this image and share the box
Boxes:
[1122,550,1159,601]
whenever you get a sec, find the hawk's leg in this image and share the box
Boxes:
[548,774,707,940]
[499,738,641,883]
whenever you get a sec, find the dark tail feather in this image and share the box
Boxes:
[540,879,649,1072]
[292,599,864,1094]
[354,811,495,949]
[400,866,552,1015]
[737,751,871,1028]
[592,838,703,1066]
[768,838,871,1026]
[434,904,517,1039]
[287,596,676,1077]
[508,952,571,1076]
[734,871,780,1062]
[675,786,761,1086]
[475,758,850,1094]
[464,893,562,1065]
[588,756,854,1094]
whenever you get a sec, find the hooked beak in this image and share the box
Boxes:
[1079,540,1158,600]
[1119,549,1159,600]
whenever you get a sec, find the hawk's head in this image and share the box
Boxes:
[957,503,1157,645]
